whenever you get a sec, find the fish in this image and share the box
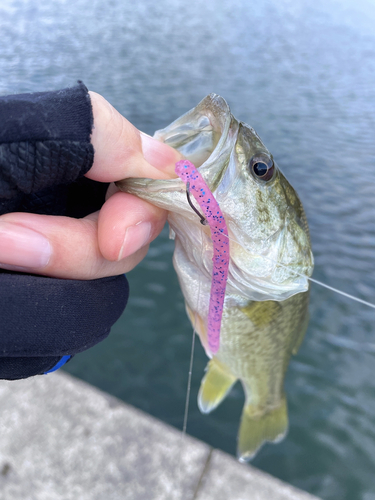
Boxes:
[116,94,314,461]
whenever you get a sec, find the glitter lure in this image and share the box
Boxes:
[175,160,229,354]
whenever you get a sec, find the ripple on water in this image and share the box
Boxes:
[2,0,374,498]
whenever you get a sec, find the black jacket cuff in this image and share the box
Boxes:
[0,273,129,380]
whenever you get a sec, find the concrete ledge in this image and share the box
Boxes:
[0,372,320,500]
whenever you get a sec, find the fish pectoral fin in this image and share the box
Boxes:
[240,301,282,328]
[237,394,288,462]
[198,358,237,414]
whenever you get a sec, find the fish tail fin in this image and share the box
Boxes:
[198,358,237,414]
[237,394,288,462]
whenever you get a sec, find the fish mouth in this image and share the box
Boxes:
[116,94,239,213]
[154,94,232,161]
[153,93,238,191]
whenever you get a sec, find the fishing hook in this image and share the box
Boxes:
[186,182,208,225]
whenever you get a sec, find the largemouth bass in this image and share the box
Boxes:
[117,94,314,461]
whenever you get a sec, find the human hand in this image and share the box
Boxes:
[0,91,181,279]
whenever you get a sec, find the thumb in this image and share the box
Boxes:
[85,91,181,183]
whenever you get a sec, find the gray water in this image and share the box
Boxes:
[1,0,375,498]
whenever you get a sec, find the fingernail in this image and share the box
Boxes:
[118,221,152,261]
[140,131,180,171]
[0,222,52,269]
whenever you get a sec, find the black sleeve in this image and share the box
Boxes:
[0,81,94,200]
[0,82,129,380]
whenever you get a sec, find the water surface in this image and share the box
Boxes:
[1,1,375,498]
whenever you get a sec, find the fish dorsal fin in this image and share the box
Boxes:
[240,300,282,328]
[198,358,237,414]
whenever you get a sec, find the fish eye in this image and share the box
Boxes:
[249,154,275,182]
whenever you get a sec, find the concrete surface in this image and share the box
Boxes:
[0,372,321,500]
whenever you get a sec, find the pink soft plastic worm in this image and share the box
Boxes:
[175,160,230,354]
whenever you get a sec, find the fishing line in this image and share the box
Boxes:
[301,277,375,310]
[182,305,197,436]
[218,230,375,310]
[181,227,204,437]
[178,237,203,500]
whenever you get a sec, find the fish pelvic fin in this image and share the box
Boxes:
[198,358,237,414]
[237,394,288,462]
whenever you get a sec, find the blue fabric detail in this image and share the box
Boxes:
[44,355,71,374]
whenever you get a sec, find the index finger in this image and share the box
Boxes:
[85,92,181,183]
